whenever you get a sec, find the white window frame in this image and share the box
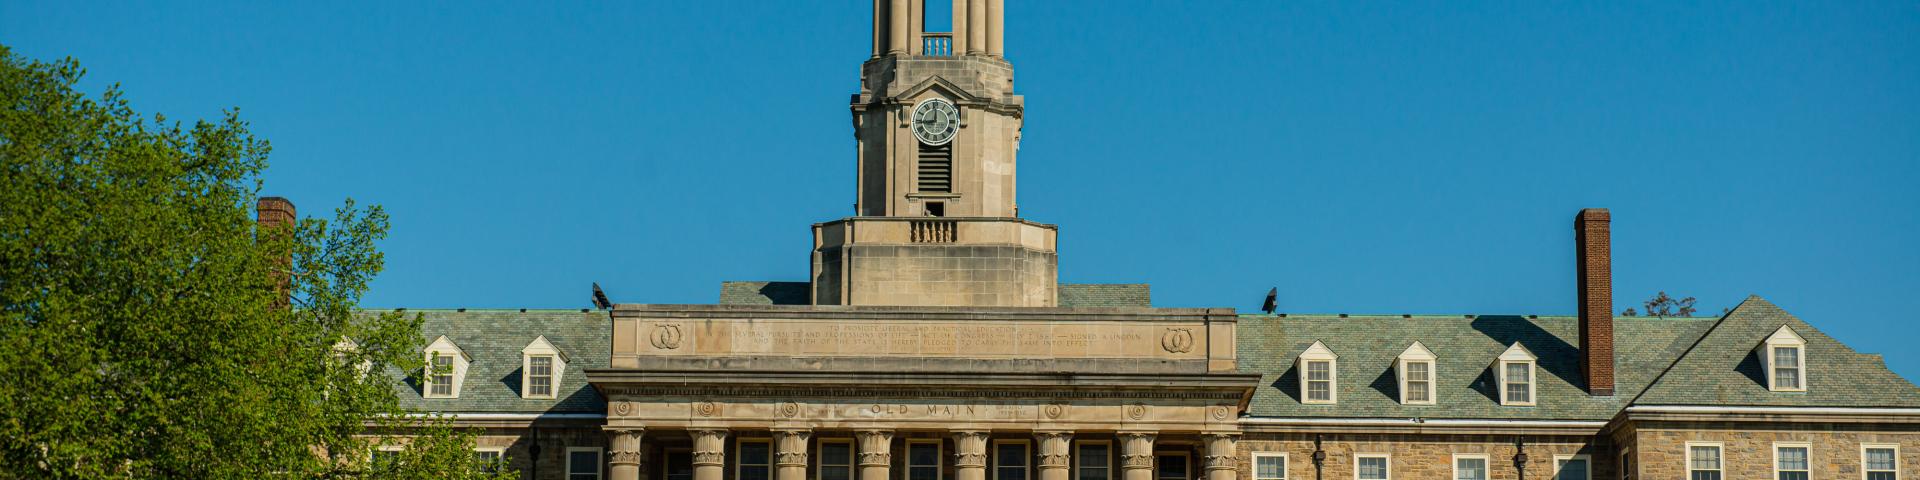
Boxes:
[736,437,774,480]
[1774,442,1811,480]
[1686,442,1724,480]
[1354,453,1391,480]
[818,439,856,480]
[1297,341,1339,404]
[1553,454,1592,480]
[1619,446,1633,480]
[566,446,604,480]
[1154,451,1191,480]
[1495,343,1539,406]
[1863,443,1900,480]
[1076,440,1115,480]
[371,444,406,468]
[521,335,569,399]
[995,439,1033,480]
[1397,342,1437,405]
[1451,453,1489,480]
[422,335,470,399]
[474,446,506,473]
[1251,452,1288,480]
[1762,326,1809,392]
[908,439,944,480]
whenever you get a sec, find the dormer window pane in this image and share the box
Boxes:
[1406,362,1431,403]
[430,354,454,396]
[1773,347,1801,390]
[1306,361,1332,402]
[1504,363,1532,404]
[529,356,555,397]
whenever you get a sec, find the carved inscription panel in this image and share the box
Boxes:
[630,319,1208,359]
[602,397,1240,432]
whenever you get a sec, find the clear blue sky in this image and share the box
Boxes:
[6,1,1918,378]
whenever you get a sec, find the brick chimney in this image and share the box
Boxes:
[1575,208,1614,396]
[257,197,296,307]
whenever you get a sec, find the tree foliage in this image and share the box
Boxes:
[0,45,511,479]
[1620,291,1698,318]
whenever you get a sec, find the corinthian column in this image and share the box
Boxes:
[857,430,895,480]
[691,429,730,480]
[952,431,990,480]
[775,429,812,480]
[1036,431,1074,480]
[1118,432,1157,480]
[607,428,646,480]
[1202,432,1238,480]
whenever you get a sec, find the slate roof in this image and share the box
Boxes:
[1634,296,1920,408]
[381,309,610,414]
[718,281,1151,307]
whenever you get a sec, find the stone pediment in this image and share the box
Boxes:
[894,75,984,104]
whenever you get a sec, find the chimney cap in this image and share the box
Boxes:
[1576,208,1610,222]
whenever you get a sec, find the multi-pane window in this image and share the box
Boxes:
[1866,445,1899,480]
[1306,361,1334,403]
[474,449,504,473]
[567,448,602,480]
[429,354,454,397]
[1155,453,1188,480]
[528,355,554,397]
[909,441,942,480]
[1554,455,1590,480]
[1078,443,1112,480]
[739,440,772,480]
[996,442,1030,480]
[1405,361,1433,403]
[1503,362,1533,405]
[1253,453,1286,480]
[1688,444,1723,480]
[1775,444,1810,480]
[1773,346,1803,390]
[1453,456,1487,480]
[1356,455,1390,480]
[819,441,855,480]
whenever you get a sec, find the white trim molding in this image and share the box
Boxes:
[1495,343,1538,406]
[1773,441,1811,480]
[1251,451,1288,480]
[1862,443,1899,480]
[1761,325,1809,392]
[521,335,570,399]
[1395,342,1437,405]
[423,336,472,399]
[1297,341,1339,405]
[1451,453,1490,480]
[1685,442,1724,480]
[1353,453,1391,480]
[1552,454,1591,480]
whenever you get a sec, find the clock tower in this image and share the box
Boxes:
[811,0,1060,307]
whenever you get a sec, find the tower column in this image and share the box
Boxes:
[987,0,1005,56]
[952,0,970,55]
[873,0,887,58]
[858,430,895,480]
[1118,432,1157,480]
[952,431,990,480]
[1036,431,1074,480]
[692,429,730,480]
[968,0,988,55]
[889,0,910,55]
[775,429,812,480]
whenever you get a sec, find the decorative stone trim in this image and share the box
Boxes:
[600,386,1240,401]
[608,428,646,467]
[952,431,990,468]
[1035,431,1073,470]
[774,429,812,467]
[691,429,730,466]
[857,430,895,466]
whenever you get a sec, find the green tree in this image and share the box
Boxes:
[1620,291,1698,318]
[0,46,511,479]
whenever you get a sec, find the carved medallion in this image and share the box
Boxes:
[612,401,634,417]
[1211,405,1231,421]
[650,324,684,350]
[1125,403,1149,420]
[780,401,801,418]
[1161,328,1195,353]
[1044,403,1066,419]
[695,401,718,417]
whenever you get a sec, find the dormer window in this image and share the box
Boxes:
[1495,343,1538,406]
[1296,341,1339,404]
[423,336,471,399]
[1396,342,1437,405]
[521,336,570,399]
[1761,326,1807,392]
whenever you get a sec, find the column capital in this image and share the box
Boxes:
[775,429,812,469]
[1118,431,1157,472]
[608,429,647,468]
[691,429,730,467]
[1035,431,1074,472]
[951,430,990,469]
[856,429,895,467]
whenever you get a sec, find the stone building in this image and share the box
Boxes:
[336,2,1920,479]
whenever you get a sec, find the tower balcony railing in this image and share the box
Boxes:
[922,32,953,57]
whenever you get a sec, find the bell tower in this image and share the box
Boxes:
[812,0,1060,307]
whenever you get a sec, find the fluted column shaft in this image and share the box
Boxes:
[968,0,988,55]
[692,429,730,480]
[889,0,910,55]
[987,0,1004,56]
[775,429,812,480]
[953,431,990,480]
[1036,431,1074,480]
[608,428,646,480]
[1202,433,1238,480]
[1119,432,1157,480]
[858,430,895,480]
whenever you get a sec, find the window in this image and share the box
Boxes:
[1297,341,1339,404]
[521,336,569,399]
[909,440,943,480]
[819,440,855,480]
[474,447,505,473]
[1865,444,1899,480]
[1687,443,1723,480]
[1553,455,1590,480]
[1453,454,1488,480]
[422,336,469,399]
[1078,442,1114,480]
[996,441,1030,480]
[1496,343,1538,406]
[429,354,454,396]
[1155,453,1189,480]
[739,439,772,480]
[1397,342,1436,405]
[665,450,694,480]
[1355,454,1390,480]
[1761,325,1808,392]
[1619,447,1633,480]
[1775,443,1810,480]
[1252,452,1287,480]
[371,447,404,469]
[567,447,603,480]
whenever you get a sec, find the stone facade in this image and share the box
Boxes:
[1620,419,1920,479]
[1238,434,1606,480]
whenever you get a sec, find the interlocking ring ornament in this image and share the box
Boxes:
[650,324,684,350]
[696,401,718,417]
[1161,328,1195,353]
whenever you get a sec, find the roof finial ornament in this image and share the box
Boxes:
[1261,287,1278,314]
[592,283,613,310]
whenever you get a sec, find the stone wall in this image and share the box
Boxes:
[1236,433,1609,480]
[1628,424,1920,479]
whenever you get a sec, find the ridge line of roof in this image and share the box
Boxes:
[1623,297,1747,406]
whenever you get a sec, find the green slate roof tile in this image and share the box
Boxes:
[378,310,611,414]
[1635,296,1920,408]
[719,281,811,305]
[1058,284,1151,308]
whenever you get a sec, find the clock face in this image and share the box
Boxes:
[911,99,959,146]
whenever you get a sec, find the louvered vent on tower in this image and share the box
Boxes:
[916,144,952,193]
